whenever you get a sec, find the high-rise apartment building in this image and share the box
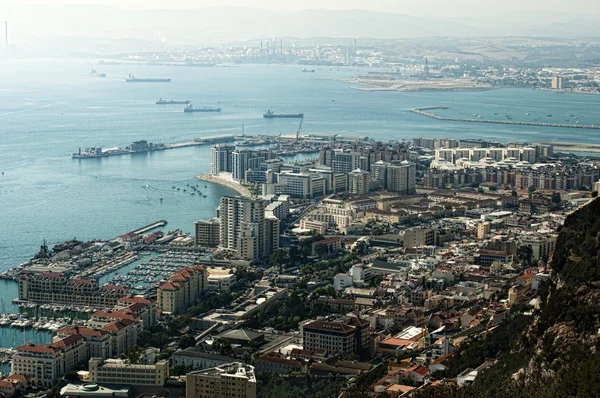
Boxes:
[386,162,416,194]
[348,169,370,195]
[211,145,235,175]
[195,218,221,247]
[219,196,278,261]
[332,149,360,174]
[319,146,334,167]
[186,363,257,398]
[551,76,564,89]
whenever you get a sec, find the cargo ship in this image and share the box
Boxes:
[184,104,221,113]
[263,110,304,119]
[90,69,107,78]
[126,74,171,83]
[156,98,191,105]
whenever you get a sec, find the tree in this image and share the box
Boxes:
[212,338,233,356]
[592,191,598,198]
[511,189,518,197]
[122,345,144,364]
[179,334,197,349]
[269,248,288,270]
[172,364,192,376]
[315,244,329,257]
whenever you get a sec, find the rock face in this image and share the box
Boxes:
[509,198,600,395]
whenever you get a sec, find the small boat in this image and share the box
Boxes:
[159,196,163,202]
[547,114,552,117]
[526,113,530,116]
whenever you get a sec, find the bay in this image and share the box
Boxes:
[1,59,600,273]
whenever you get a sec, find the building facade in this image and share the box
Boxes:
[88,358,169,386]
[186,363,257,398]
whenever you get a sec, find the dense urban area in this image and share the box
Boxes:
[2,127,600,398]
[76,36,600,94]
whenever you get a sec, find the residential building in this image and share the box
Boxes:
[254,353,305,375]
[402,228,435,248]
[333,149,360,174]
[349,169,370,195]
[157,266,207,315]
[386,162,416,194]
[55,326,111,360]
[115,296,158,329]
[477,222,491,240]
[302,317,369,356]
[17,273,129,307]
[319,146,334,167]
[186,362,257,398]
[211,145,235,175]
[206,268,236,292]
[519,234,557,262]
[219,196,276,261]
[172,347,236,371]
[88,358,169,386]
[195,218,221,248]
[551,76,564,89]
[12,335,87,387]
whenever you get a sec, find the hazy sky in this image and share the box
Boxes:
[7,0,599,16]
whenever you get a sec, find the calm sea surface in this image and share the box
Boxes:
[1,59,600,322]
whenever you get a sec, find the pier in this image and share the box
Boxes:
[131,220,168,235]
[411,107,600,130]
[72,141,204,159]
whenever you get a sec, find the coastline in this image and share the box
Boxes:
[197,172,252,197]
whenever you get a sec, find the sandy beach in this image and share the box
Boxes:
[197,172,252,197]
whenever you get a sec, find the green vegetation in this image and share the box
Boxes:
[257,374,348,398]
[178,334,196,349]
[245,290,328,332]
[121,344,144,364]
[167,291,235,332]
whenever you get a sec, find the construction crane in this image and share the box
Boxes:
[296,119,303,142]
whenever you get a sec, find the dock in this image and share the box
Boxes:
[131,220,168,235]
[411,107,600,130]
[73,141,203,159]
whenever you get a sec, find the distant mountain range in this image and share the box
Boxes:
[2,4,600,52]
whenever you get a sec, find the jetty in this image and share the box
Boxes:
[411,107,600,130]
[131,220,168,235]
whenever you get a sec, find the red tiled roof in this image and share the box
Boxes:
[5,375,27,382]
[403,365,430,376]
[16,343,61,354]
[119,296,152,305]
[103,318,135,331]
[52,334,85,348]
[92,309,137,321]
[57,326,108,337]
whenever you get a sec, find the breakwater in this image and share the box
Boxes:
[411,107,600,130]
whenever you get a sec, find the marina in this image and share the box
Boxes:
[411,106,600,130]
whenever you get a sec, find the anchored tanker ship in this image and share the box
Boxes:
[184,104,222,113]
[156,98,190,105]
[126,74,171,83]
[263,109,304,118]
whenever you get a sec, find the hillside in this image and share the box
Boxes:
[415,198,600,397]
